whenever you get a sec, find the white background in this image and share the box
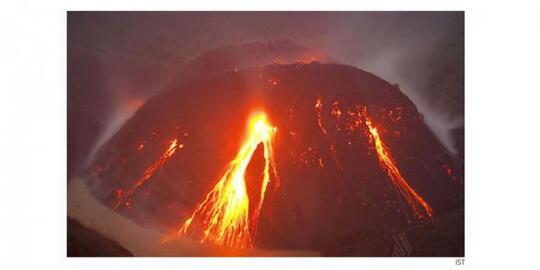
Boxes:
[1,0,539,269]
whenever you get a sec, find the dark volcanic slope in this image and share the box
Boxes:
[67,217,132,257]
[87,62,463,256]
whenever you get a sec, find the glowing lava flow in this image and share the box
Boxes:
[364,117,433,221]
[314,97,343,171]
[113,139,180,210]
[315,97,329,135]
[175,113,278,248]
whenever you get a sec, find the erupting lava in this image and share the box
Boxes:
[364,116,433,221]
[174,112,278,248]
[113,139,180,210]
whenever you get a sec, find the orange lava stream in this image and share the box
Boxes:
[315,97,329,136]
[175,113,278,248]
[113,139,180,210]
[314,97,343,171]
[364,117,433,220]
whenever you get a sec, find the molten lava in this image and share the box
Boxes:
[113,139,180,210]
[364,116,433,221]
[314,97,343,171]
[174,112,278,248]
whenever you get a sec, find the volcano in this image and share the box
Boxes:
[86,50,464,256]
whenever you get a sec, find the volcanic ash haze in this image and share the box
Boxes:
[86,59,464,255]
